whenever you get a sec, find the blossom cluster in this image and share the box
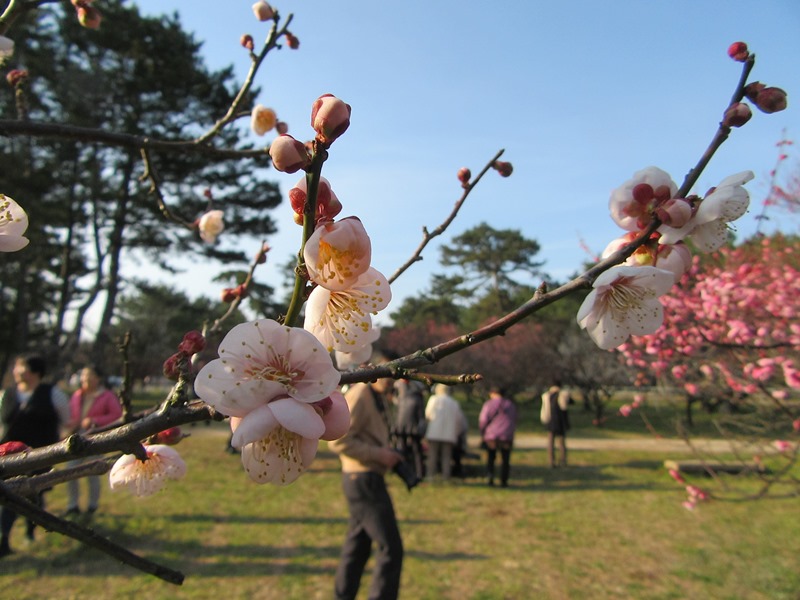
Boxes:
[577,165,755,350]
[195,319,349,484]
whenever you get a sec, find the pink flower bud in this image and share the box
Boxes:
[284,31,300,49]
[743,81,765,103]
[0,441,29,456]
[655,198,693,228]
[754,87,788,114]
[241,34,255,51]
[457,167,471,186]
[235,283,249,299]
[76,5,102,29]
[252,1,275,21]
[493,161,513,177]
[722,102,752,127]
[256,243,271,264]
[178,330,206,355]
[221,287,237,303]
[163,353,182,380]
[619,404,633,417]
[289,176,342,223]
[275,121,289,135]
[311,94,352,145]
[727,41,749,62]
[269,134,311,173]
[793,418,800,433]
[154,427,184,446]
[6,69,28,87]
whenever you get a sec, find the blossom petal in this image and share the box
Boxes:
[240,433,318,485]
[269,397,326,439]
[109,445,186,497]
[230,403,279,448]
[304,217,372,290]
[320,391,351,441]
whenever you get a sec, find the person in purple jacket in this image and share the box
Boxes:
[478,386,518,487]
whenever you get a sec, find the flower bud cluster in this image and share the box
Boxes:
[162,330,207,380]
[221,283,248,303]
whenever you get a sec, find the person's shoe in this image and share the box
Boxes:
[87,506,98,514]
[486,477,494,487]
[65,507,81,518]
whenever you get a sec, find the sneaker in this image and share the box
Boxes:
[65,507,81,517]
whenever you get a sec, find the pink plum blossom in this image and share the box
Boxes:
[772,440,793,453]
[230,391,350,484]
[109,445,187,497]
[311,94,351,145]
[251,104,277,136]
[686,485,709,502]
[659,171,753,251]
[609,166,677,232]
[576,265,675,350]
[198,209,224,244]
[668,468,685,484]
[304,217,372,291]
[194,319,340,417]
[682,500,697,511]
[304,267,391,352]
[0,194,30,252]
[619,404,633,417]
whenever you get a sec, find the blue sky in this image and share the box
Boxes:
[133,0,800,324]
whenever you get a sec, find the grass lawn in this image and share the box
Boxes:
[1,419,797,600]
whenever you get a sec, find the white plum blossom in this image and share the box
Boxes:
[304,217,372,291]
[304,267,391,352]
[659,171,753,251]
[609,166,678,232]
[194,319,340,418]
[577,265,675,350]
[251,104,277,136]
[231,391,350,484]
[198,209,224,244]
[0,194,30,252]
[335,326,381,370]
[109,445,187,497]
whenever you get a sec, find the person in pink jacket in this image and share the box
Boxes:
[65,366,122,516]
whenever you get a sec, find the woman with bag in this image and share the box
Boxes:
[478,387,518,487]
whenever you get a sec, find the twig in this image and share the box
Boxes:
[139,148,196,228]
[389,149,505,284]
[195,13,294,144]
[0,480,184,585]
[0,120,271,161]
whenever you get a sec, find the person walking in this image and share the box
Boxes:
[65,365,123,516]
[329,372,404,600]
[541,381,571,468]
[0,354,70,557]
[479,386,518,487]
[424,384,465,482]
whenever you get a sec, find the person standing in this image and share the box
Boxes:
[479,386,518,487]
[392,378,426,480]
[329,375,404,600]
[65,365,123,516]
[541,381,571,468]
[0,354,70,557]
[424,384,465,482]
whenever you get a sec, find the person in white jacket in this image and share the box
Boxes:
[424,384,465,482]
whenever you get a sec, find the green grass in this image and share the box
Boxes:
[1,423,798,599]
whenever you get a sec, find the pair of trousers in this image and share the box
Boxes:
[426,439,454,480]
[66,459,101,511]
[334,472,403,600]
[485,440,512,485]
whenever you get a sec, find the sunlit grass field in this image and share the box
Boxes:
[1,406,798,600]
